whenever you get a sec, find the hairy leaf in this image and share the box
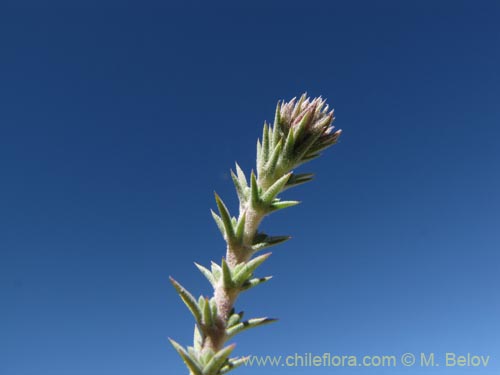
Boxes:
[226,317,277,339]
[204,344,236,375]
[169,338,203,375]
[169,277,202,324]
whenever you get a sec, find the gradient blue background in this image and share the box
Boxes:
[1,1,499,374]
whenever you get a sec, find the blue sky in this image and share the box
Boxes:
[1,1,499,375]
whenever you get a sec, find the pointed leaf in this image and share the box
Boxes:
[169,277,202,323]
[261,172,292,204]
[293,105,314,141]
[284,173,314,190]
[231,170,247,203]
[252,235,291,252]
[294,152,321,168]
[193,324,203,352]
[241,276,273,291]
[235,163,248,189]
[265,139,283,177]
[200,348,215,367]
[202,297,213,327]
[270,200,300,211]
[220,356,251,374]
[194,262,215,288]
[308,140,336,155]
[187,345,197,359]
[226,317,277,339]
[214,193,236,243]
[250,170,260,207]
[233,253,271,286]
[252,232,268,244]
[294,131,323,163]
[210,298,218,321]
[198,295,206,310]
[308,130,340,154]
[210,261,221,282]
[227,311,243,327]
[235,210,246,242]
[282,126,295,163]
[256,138,262,170]
[211,209,225,238]
[233,262,245,275]
[311,111,334,133]
[261,122,270,165]
[204,344,236,375]
[292,93,307,118]
[221,258,234,289]
[273,101,282,131]
[169,338,203,375]
[271,124,281,150]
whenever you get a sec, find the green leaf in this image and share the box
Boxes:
[271,123,281,151]
[258,124,269,179]
[193,324,203,352]
[293,105,314,141]
[169,338,203,375]
[221,258,234,289]
[252,232,268,244]
[187,346,198,359]
[241,276,273,291]
[198,295,205,310]
[252,235,291,252]
[204,344,236,375]
[210,298,218,321]
[270,200,300,212]
[210,261,221,282]
[265,139,283,177]
[250,170,260,208]
[233,253,271,286]
[273,100,282,132]
[231,170,247,204]
[314,98,326,115]
[284,173,314,190]
[202,297,213,327]
[235,163,248,189]
[227,311,243,327]
[294,152,321,168]
[308,130,340,154]
[214,192,236,244]
[294,131,323,163]
[211,209,225,238]
[169,277,202,324]
[261,172,292,205]
[194,262,215,288]
[281,127,295,164]
[235,210,246,243]
[293,93,307,117]
[256,138,262,166]
[233,262,245,275]
[226,317,277,339]
[261,122,270,166]
[220,356,251,374]
[314,111,334,130]
[257,122,270,176]
[200,348,215,367]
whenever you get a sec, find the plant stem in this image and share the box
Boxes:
[202,206,264,356]
[170,94,342,375]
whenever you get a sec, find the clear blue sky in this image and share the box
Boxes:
[1,1,499,375]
